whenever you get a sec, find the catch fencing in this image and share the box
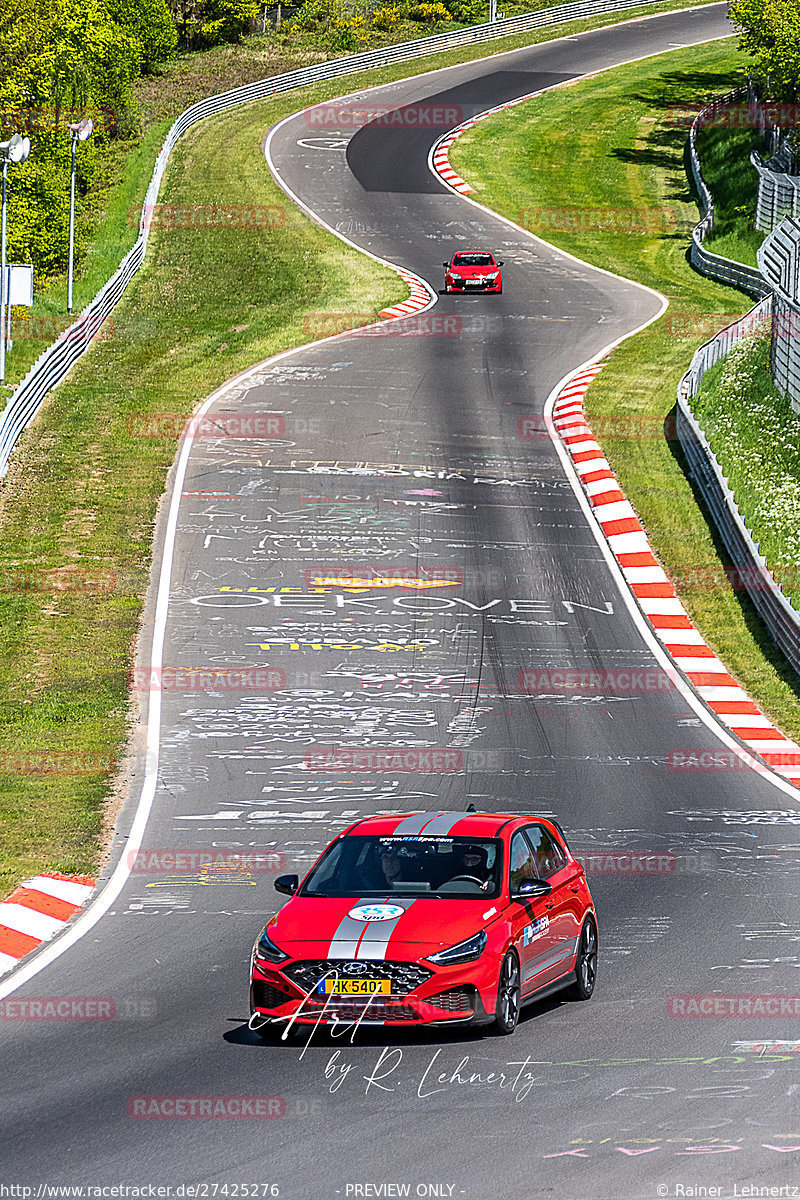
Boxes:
[686,86,771,298]
[758,215,800,412]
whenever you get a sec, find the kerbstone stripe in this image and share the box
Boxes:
[0,874,96,976]
[551,366,800,788]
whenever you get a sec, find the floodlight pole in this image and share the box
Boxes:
[67,134,77,314]
[67,120,93,315]
[489,0,496,17]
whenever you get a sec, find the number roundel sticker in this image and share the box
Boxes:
[348,904,405,922]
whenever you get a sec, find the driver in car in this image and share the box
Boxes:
[445,845,491,891]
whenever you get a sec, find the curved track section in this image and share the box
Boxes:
[6,8,800,1197]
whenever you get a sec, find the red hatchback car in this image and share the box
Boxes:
[443,250,503,293]
[249,811,597,1037]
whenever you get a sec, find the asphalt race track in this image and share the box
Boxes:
[5,6,800,1196]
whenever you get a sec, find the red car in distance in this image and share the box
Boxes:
[443,249,503,293]
[249,810,597,1037]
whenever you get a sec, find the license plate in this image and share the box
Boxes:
[317,978,391,995]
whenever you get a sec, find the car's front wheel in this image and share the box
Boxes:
[494,950,521,1035]
[566,917,597,1001]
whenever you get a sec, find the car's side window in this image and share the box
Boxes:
[509,831,539,892]
[525,825,567,880]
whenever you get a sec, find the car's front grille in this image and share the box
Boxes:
[425,988,475,1014]
[252,980,288,1010]
[283,959,434,997]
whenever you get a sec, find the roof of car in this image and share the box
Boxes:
[343,812,547,838]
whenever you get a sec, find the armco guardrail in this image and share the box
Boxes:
[687,87,772,298]
[676,302,800,679]
[0,0,679,479]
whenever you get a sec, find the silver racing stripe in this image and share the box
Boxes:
[417,812,469,836]
[392,811,466,837]
[392,812,446,835]
[327,899,416,960]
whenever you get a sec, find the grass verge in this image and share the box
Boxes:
[451,38,800,743]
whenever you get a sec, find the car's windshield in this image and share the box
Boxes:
[301,835,503,899]
[452,253,494,266]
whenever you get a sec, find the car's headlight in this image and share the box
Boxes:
[253,926,288,965]
[427,930,487,966]
[486,272,499,280]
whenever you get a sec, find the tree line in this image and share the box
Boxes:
[0,0,258,283]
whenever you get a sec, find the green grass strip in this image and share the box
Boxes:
[451,38,800,743]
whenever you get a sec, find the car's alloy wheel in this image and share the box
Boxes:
[494,950,521,1034]
[567,917,598,1000]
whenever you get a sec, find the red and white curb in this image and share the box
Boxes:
[554,365,800,787]
[378,267,433,319]
[431,126,477,194]
[430,93,542,195]
[0,873,96,975]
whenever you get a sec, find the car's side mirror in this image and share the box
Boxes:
[274,874,299,896]
[514,877,551,898]
[497,260,504,266]
[442,262,449,268]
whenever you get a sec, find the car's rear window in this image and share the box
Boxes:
[452,253,494,266]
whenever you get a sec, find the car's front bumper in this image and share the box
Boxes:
[250,953,499,1027]
[445,277,501,293]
